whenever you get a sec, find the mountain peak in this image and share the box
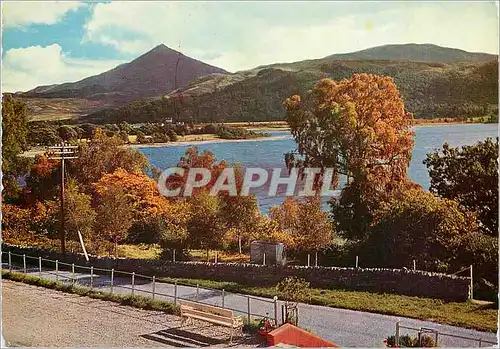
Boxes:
[146,43,179,55]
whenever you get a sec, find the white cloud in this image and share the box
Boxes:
[82,2,499,72]
[2,44,126,92]
[1,1,85,28]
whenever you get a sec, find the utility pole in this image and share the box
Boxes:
[48,143,78,255]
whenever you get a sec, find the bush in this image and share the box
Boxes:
[385,334,438,347]
[276,277,310,302]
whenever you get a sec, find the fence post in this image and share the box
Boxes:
[247,296,251,324]
[263,253,266,266]
[8,252,12,272]
[315,252,318,267]
[413,259,416,271]
[273,296,278,326]
[131,272,135,296]
[23,254,26,273]
[222,289,225,308]
[469,264,473,300]
[307,254,310,267]
[215,251,218,264]
[71,263,75,285]
[173,249,176,262]
[152,276,156,299]
[355,255,359,268]
[110,268,114,294]
[90,266,94,289]
[478,338,482,347]
[395,321,400,347]
[174,281,178,304]
[38,257,42,277]
[196,284,199,301]
[55,260,59,282]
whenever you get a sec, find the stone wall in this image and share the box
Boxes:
[2,244,470,301]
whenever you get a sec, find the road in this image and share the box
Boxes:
[5,263,498,347]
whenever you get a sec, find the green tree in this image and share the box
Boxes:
[187,192,226,252]
[64,179,96,251]
[424,138,498,236]
[2,95,31,201]
[58,125,78,142]
[359,188,479,271]
[94,185,135,257]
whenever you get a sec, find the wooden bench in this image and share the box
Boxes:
[179,300,244,343]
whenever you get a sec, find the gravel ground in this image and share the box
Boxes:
[2,280,264,347]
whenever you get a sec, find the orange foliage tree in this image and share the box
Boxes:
[269,197,333,252]
[284,74,416,240]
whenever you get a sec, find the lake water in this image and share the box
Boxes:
[138,124,498,213]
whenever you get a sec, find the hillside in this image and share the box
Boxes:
[325,43,497,62]
[19,44,227,107]
[82,58,498,124]
[18,43,498,123]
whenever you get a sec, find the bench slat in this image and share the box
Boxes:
[179,300,234,318]
[182,308,235,324]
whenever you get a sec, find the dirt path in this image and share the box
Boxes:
[2,280,260,347]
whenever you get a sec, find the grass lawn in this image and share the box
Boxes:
[157,276,498,333]
[188,249,250,263]
[116,244,162,259]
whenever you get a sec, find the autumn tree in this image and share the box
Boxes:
[93,168,191,247]
[2,95,31,201]
[163,147,228,196]
[283,74,415,240]
[424,138,498,236]
[269,197,333,252]
[94,185,135,257]
[70,128,149,192]
[23,155,60,204]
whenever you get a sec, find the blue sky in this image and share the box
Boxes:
[1,1,498,92]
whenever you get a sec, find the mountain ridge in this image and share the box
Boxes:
[20,44,228,106]
[16,43,498,122]
[325,43,497,62]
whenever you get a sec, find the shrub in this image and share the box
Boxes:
[276,277,310,302]
[385,334,438,347]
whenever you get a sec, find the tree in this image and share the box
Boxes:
[424,138,498,236]
[23,155,59,204]
[70,128,149,192]
[186,192,226,252]
[269,197,333,252]
[2,95,31,201]
[283,74,415,240]
[28,122,62,146]
[58,125,78,142]
[94,185,135,256]
[359,188,479,271]
[64,179,96,252]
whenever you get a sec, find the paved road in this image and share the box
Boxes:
[5,263,498,347]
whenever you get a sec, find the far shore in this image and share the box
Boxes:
[127,133,290,149]
[19,121,496,157]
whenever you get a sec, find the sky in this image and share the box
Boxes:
[1,1,499,93]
